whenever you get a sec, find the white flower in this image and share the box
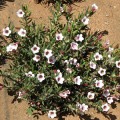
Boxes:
[81,16,89,25]
[107,97,114,104]
[108,47,114,53]
[6,43,18,52]
[44,49,53,58]
[116,60,120,68]
[75,34,84,42]
[47,56,56,64]
[103,89,110,97]
[60,6,64,13]
[37,73,45,82]
[92,4,98,12]
[2,27,11,36]
[31,45,40,54]
[95,80,104,88]
[55,74,64,84]
[18,28,26,37]
[59,90,70,98]
[73,76,82,85]
[66,68,72,73]
[87,92,95,100]
[102,103,110,112]
[18,91,23,99]
[33,55,40,62]
[94,52,103,61]
[16,9,25,18]
[108,54,111,58]
[64,60,69,65]
[56,33,64,41]
[55,69,62,76]
[70,42,78,50]
[98,67,106,76]
[90,61,96,69]
[69,58,77,65]
[48,110,57,119]
[79,103,88,112]
[25,71,35,78]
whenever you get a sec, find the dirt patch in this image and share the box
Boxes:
[0,0,120,120]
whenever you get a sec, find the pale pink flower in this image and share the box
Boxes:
[55,74,64,84]
[79,103,88,112]
[6,43,18,52]
[48,110,57,119]
[64,60,69,65]
[25,71,35,78]
[31,45,40,54]
[81,16,89,25]
[70,42,78,50]
[95,80,104,88]
[75,34,84,42]
[73,76,82,85]
[37,73,45,82]
[90,61,96,69]
[108,47,114,53]
[107,97,114,104]
[33,55,40,62]
[76,63,80,68]
[2,27,11,36]
[44,49,53,58]
[102,103,110,112]
[92,4,98,12]
[116,60,120,68]
[18,28,26,37]
[66,68,72,73]
[56,33,64,41]
[103,89,110,97]
[60,7,64,13]
[98,67,106,76]
[47,56,56,64]
[69,58,77,65]
[59,90,70,98]
[87,92,95,100]
[94,52,103,61]
[16,9,25,18]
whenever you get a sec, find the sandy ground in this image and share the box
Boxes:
[0,0,120,120]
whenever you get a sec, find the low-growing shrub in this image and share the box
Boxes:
[0,3,120,119]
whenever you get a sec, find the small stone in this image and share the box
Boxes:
[106,14,109,17]
[113,6,116,8]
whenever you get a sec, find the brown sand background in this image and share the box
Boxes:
[0,0,120,120]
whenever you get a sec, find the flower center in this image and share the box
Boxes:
[46,51,49,55]
[96,55,99,59]
[5,30,9,33]
[39,75,43,78]
[57,77,61,81]
[50,112,54,115]
[33,47,37,51]
[103,106,107,109]
[36,56,40,59]
[22,31,25,35]
[97,82,100,86]
[19,11,23,14]
[101,70,104,74]
[57,36,60,40]
[118,62,120,66]
[89,94,92,98]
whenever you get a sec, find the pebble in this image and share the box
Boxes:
[113,6,117,8]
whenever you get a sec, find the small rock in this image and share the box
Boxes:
[106,14,109,17]
[113,6,116,8]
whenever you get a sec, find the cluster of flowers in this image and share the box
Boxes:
[1,3,120,119]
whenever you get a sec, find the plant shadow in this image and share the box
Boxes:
[0,0,15,11]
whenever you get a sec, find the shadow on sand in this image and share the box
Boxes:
[0,0,15,11]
